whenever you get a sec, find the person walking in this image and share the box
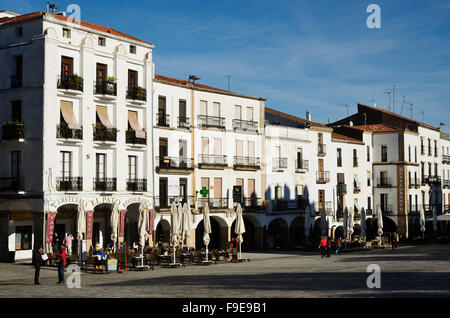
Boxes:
[320,237,327,258]
[335,238,342,255]
[395,232,399,249]
[326,236,332,257]
[32,245,45,285]
[64,234,74,256]
[56,244,66,284]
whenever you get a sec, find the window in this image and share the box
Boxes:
[353,149,358,167]
[296,148,303,169]
[60,151,72,178]
[380,193,388,212]
[12,55,23,88]
[98,37,106,46]
[15,26,23,37]
[408,145,411,162]
[246,107,254,121]
[415,146,417,162]
[367,197,372,211]
[96,153,106,180]
[61,56,73,79]
[435,140,438,156]
[275,186,282,200]
[428,139,432,155]
[128,156,137,180]
[367,146,370,162]
[11,151,21,178]
[63,28,71,38]
[421,138,424,154]
[435,163,438,177]
[337,148,342,167]
[15,226,32,250]
[128,69,137,90]
[367,171,371,186]
[130,45,136,54]
[381,145,387,162]
[11,100,22,122]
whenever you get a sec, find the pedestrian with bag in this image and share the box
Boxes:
[32,245,45,285]
[56,244,66,284]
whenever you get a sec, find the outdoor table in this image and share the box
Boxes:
[158,254,171,266]
[180,252,192,264]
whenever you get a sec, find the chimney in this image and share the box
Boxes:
[306,110,311,122]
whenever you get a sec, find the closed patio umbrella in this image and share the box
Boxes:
[377,206,383,246]
[181,203,191,250]
[343,207,349,241]
[137,202,149,267]
[432,205,438,236]
[110,202,119,252]
[170,202,179,265]
[360,207,367,241]
[203,203,212,262]
[348,208,355,241]
[76,200,86,256]
[234,204,246,259]
[419,206,425,240]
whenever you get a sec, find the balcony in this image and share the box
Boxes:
[353,181,361,193]
[233,156,260,170]
[242,198,264,211]
[425,175,441,185]
[156,113,170,127]
[316,201,333,216]
[10,75,22,89]
[2,121,24,140]
[232,119,258,132]
[408,205,419,215]
[318,144,326,156]
[93,178,117,192]
[408,179,420,189]
[126,179,147,192]
[295,160,309,172]
[377,177,392,188]
[274,199,308,211]
[57,123,82,140]
[272,158,287,170]
[126,130,146,145]
[379,204,393,215]
[56,177,83,192]
[178,117,190,129]
[444,205,450,213]
[93,80,117,96]
[316,171,330,184]
[126,86,147,101]
[93,126,117,142]
[198,198,228,209]
[421,175,428,185]
[156,156,194,173]
[443,155,450,164]
[336,183,347,195]
[197,115,225,129]
[198,155,227,168]
[155,196,195,211]
[353,157,359,167]
[57,75,83,92]
[0,177,24,191]
[443,180,450,188]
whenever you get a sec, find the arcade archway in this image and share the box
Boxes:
[289,216,305,248]
[267,218,289,250]
[231,215,261,251]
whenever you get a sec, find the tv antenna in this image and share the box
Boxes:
[416,111,424,122]
[46,2,59,13]
[383,89,392,111]
[188,75,201,83]
[340,104,349,117]
[405,101,413,119]
[221,74,233,91]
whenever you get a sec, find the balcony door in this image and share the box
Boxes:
[60,151,72,179]
[180,178,188,204]
[318,158,324,175]
[246,107,253,121]
[96,153,106,180]
[381,194,388,212]
[214,138,222,164]
[214,178,222,207]
[11,151,21,178]
[234,105,242,120]
[248,179,255,204]
[201,178,210,206]
[179,139,187,167]
[212,102,220,117]
[128,156,137,181]
[96,63,107,83]
[61,56,73,78]
[159,138,168,166]
[236,139,243,164]
[159,178,168,208]
[128,70,137,91]
[318,190,325,211]
[158,96,166,125]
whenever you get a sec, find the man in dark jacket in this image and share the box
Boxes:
[32,246,45,285]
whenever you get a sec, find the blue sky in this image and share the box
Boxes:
[3,0,450,130]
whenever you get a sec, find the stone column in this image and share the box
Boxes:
[33,211,45,250]
[0,211,9,261]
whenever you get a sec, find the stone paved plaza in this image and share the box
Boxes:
[0,244,449,298]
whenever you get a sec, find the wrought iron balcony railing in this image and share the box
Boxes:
[273,158,287,169]
[198,155,227,166]
[198,197,228,209]
[126,130,146,145]
[232,119,258,132]
[178,116,190,129]
[197,115,225,129]
[377,177,392,188]
[318,144,326,156]
[337,183,347,195]
[155,196,195,210]
[57,124,82,140]
[93,126,117,142]
[233,156,260,168]
[126,179,147,192]
[11,75,22,89]
[94,80,117,96]
[56,177,83,191]
[126,86,147,101]
[93,178,117,191]
[156,113,170,127]
[295,160,309,171]
[156,156,194,169]
[57,75,83,91]
[316,171,330,184]
[2,121,24,140]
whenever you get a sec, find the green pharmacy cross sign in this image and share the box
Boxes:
[200,187,209,197]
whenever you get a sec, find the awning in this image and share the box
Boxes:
[60,101,81,129]
[128,110,145,139]
[96,106,113,128]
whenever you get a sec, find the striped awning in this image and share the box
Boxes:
[128,110,145,139]
[60,101,81,129]
[96,105,113,128]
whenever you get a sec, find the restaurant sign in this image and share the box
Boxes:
[46,212,57,243]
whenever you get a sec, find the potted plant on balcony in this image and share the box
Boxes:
[135,86,146,100]
[2,120,24,139]
[68,74,83,90]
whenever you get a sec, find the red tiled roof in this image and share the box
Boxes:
[349,124,397,133]
[0,11,152,46]
[358,104,439,131]
[331,132,362,143]
[265,107,327,128]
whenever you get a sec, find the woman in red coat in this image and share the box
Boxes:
[56,244,66,284]
[320,237,327,258]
